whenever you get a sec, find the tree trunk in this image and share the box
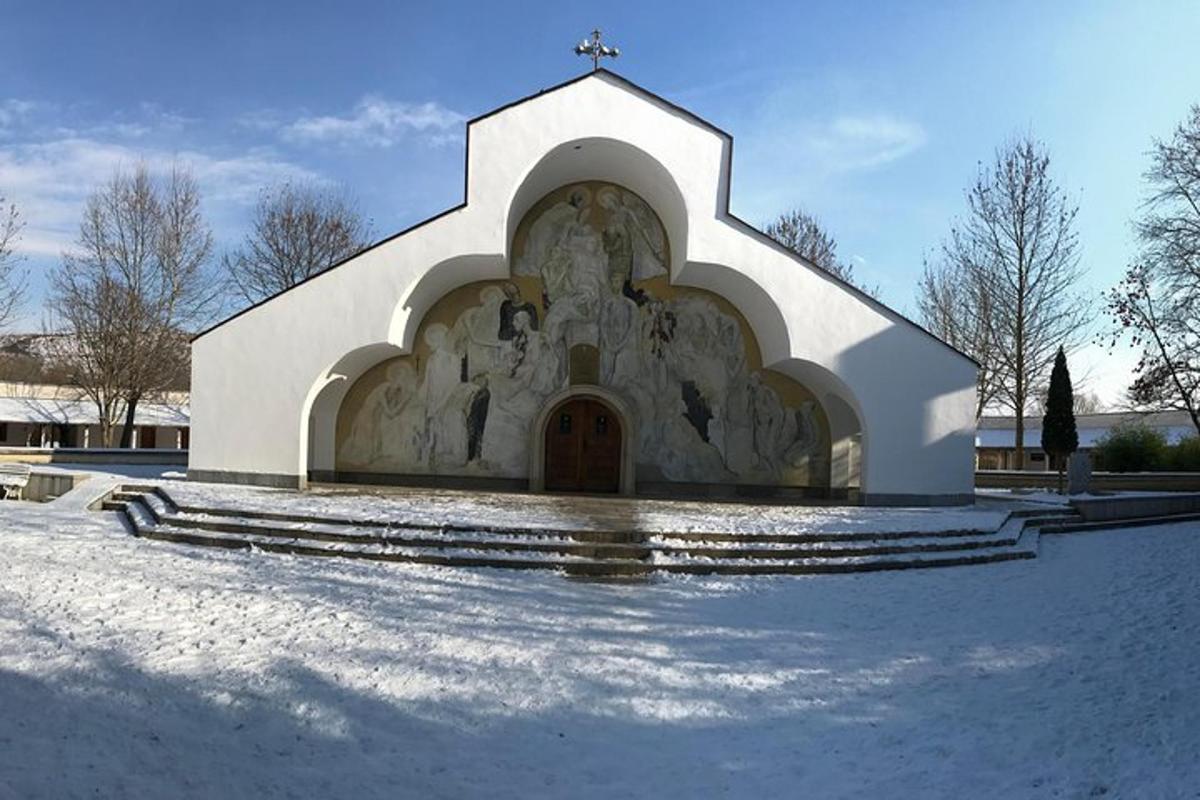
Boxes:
[1014,413,1024,470]
[118,395,140,448]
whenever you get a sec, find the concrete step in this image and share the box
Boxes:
[101,486,1045,576]
[1040,511,1200,535]
[114,504,1039,576]
[113,490,1034,561]
[160,511,1022,560]
[141,486,1025,545]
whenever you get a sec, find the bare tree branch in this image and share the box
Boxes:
[0,196,27,333]
[1103,106,1200,437]
[916,252,1005,419]
[764,207,880,298]
[223,182,372,306]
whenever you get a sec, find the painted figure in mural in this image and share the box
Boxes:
[784,400,822,468]
[481,320,559,475]
[507,311,564,395]
[513,185,592,280]
[464,375,491,464]
[339,361,419,466]
[455,285,506,380]
[539,227,609,371]
[721,374,758,476]
[596,187,668,292]
[421,323,469,467]
[597,294,639,385]
[498,281,539,341]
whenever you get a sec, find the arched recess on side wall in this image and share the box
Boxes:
[387,254,507,351]
[301,341,406,483]
[503,137,690,278]
[770,357,867,497]
[675,260,792,366]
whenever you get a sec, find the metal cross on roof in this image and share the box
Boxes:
[574,29,619,71]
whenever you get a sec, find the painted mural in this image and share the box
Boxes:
[337,182,830,487]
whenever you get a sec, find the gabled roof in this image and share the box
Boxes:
[193,70,975,367]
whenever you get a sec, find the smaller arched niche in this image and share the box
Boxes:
[335,182,832,494]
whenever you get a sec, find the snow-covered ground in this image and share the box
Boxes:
[977,488,1189,507]
[3,489,1200,798]
[164,481,1006,536]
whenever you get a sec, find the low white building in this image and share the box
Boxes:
[976,411,1196,470]
[0,382,189,450]
[189,70,978,504]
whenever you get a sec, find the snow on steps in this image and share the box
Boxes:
[99,484,1075,577]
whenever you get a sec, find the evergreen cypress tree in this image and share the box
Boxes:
[1041,346,1079,493]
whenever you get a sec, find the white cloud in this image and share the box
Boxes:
[731,102,929,225]
[0,98,193,143]
[281,96,465,147]
[235,109,284,132]
[803,114,928,171]
[0,100,39,136]
[0,137,322,257]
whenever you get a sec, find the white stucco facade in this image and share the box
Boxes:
[189,71,977,504]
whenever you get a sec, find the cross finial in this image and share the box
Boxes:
[574,28,619,71]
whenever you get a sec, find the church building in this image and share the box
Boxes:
[189,71,977,505]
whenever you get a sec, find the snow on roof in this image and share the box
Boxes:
[0,395,188,427]
[977,410,1194,448]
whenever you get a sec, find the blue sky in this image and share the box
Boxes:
[2,0,1197,405]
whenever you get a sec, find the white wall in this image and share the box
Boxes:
[190,72,976,501]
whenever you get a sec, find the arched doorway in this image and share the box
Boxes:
[543,396,623,493]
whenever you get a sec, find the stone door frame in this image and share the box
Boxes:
[529,385,637,496]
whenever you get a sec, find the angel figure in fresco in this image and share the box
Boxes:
[513,185,592,278]
[596,187,668,290]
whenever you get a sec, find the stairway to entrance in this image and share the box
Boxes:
[96,484,1087,576]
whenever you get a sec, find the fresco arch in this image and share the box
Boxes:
[328,181,836,498]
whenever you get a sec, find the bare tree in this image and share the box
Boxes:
[938,137,1088,467]
[916,254,1005,418]
[1104,105,1200,436]
[1032,388,1105,416]
[223,182,372,305]
[1073,391,1105,416]
[765,208,878,297]
[0,196,27,332]
[47,164,217,447]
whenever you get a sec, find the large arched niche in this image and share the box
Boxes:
[333,181,833,495]
[503,137,689,279]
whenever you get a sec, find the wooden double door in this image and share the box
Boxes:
[543,397,622,493]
